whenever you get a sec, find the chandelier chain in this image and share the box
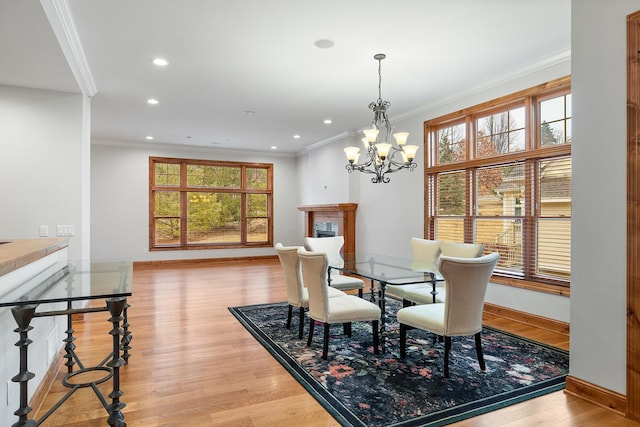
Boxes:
[377,56,383,103]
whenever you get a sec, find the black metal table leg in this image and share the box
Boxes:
[121,302,132,365]
[63,301,77,373]
[105,297,127,427]
[428,272,437,304]
[369,279,376,303]
[10,305,37,427]
[379,281,388,352]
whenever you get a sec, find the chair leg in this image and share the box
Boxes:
[322,323,330,360]
[399,323,407,358]
[298,307,305,339]
[358,288,363,298]
[372,320,379,354]
[286,304,293,329]
[444,336,452,378]
[343,322,352,336]
[475,332,486,371]
[307,317,315,347]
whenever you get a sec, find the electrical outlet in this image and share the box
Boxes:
[39,225,48,237]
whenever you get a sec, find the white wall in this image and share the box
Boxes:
[91,141,301,260]
[298,136,353,206]
[570,0,640,395]
[0,85,87,260]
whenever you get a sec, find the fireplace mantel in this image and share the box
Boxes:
[297,203,357,255]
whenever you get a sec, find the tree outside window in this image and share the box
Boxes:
[150,157,273,250]
[425,77,571,286]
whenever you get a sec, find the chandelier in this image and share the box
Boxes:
[344,53,419,184]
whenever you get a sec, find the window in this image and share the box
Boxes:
[424,77,571,286]
[149,157,273,250]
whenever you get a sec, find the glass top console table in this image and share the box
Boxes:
[328,253,443,351]
[0,260,133,427]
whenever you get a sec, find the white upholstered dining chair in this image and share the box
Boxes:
[275,243,345,339]
[397,252,499,377]
[297,247,380,360]
[386,238,441,306]
[303,236,365,297]
[403,241,485,305]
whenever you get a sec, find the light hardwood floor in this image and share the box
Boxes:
[31,258,639,426]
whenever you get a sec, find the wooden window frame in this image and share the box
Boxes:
[424,76,571,288]
[149,156,274,251]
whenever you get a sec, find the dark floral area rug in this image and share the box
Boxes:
[229,299,569,427]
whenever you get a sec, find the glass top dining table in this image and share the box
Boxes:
[0,259,133,308]
[327,253,444,351]
[0,259,133,426]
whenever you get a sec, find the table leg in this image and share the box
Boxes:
[428,272,437,304]
[369,279,376,303]
[105,297,127,427]
[63,301,78,373]
[379,281,388,352]
[10,305,37,427]
[121,302,132,365]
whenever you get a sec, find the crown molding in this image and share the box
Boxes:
[300,130,359,154]
[396,48,571,122]
[92,138,297,159]
[40,0,97,97]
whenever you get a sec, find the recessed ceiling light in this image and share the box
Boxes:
[147,98,159,105]
[145,136,154,140]
[152,58,169,66]
[293,134,301,139]
[271,146,278,150]
[323,119,332,124]
[314,39,335,49]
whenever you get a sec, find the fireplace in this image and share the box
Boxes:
[298,203,357,255]
[314,221,338,238]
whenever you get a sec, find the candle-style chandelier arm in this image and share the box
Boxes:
[343,53,419,184]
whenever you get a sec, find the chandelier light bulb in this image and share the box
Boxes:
[393,132,410,146]
[363,128,379,143]
[344,146,361,163]
[403,145,420,162]
[375,143,392,159]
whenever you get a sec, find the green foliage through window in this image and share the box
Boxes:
[150,157,273,250]
[425,79,571,286]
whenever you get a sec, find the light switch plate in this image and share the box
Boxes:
[56,225,74,236]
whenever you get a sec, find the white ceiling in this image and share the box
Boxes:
[1,0,570,154]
